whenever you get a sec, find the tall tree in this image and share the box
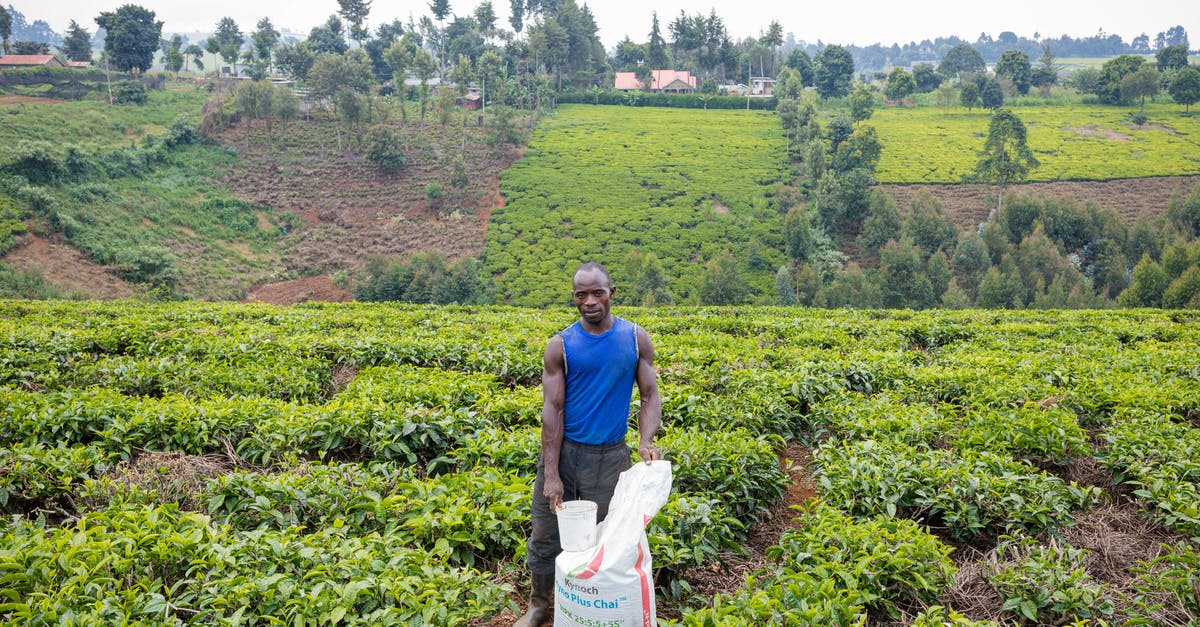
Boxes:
[95,4,163,74]
[308,15,348,56]
[213,17,244,75]
[785,48,813,86]
[429,0,451,71]
[0,5,11,55]
[337,0,372,47]
[938,43,984,81]
[647,12,667,68]
[62,20,93,62]
[184,43,204,72]
[1096,54,1144,105]
[813,44,853,98]
[163,34,185,74]
[994,49,1031,95]
[508,0,524,33]
[1121,66,1159,112]
[251,17,280,73]
[975,108,1039,215]
[762,19,783,75]
[884,67,916,101]
[474,1,497,41]
[1169,66,1200,112]
[476,48,503,112]
[1155,44,1189,72]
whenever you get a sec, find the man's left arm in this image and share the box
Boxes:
[634,327,662,463]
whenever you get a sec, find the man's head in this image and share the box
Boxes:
[572,263,614,327]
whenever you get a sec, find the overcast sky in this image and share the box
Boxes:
[28,0,1199,50]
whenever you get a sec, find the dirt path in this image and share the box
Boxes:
[2,234,134,299]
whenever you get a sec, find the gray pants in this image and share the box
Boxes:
[527,438,632,575]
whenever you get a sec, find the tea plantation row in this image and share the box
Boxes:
[1,300,1198,624]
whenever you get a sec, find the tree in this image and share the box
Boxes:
[979,76,1004,109]
[700,251,748,305]
[939,44,984,80]
[814,44,854,98]
[429,0,451,71]
[163,34,185,74]
[959,82,980,111]
[904,192,957,254]
[184,43,204,72]
[1031,44,1059,97]
[337,0,372,47]
[0,5,11,55]
[1156,44,1189,71]
[213,17,244,75]
[884,67,916,101]
[858,190,902,252]
[786,49,813,87]
[1121,66,1160,112]
[62,20,92,62]
[1097,54,1144,105]
[879,238,934,309]
[95,5,163,74]
[366,126,406,171]
[1169,67,1200,112]
[508,0,524,33]
[762,20,783,74]
[647,12,668,68]
[276,42,314,80]
[11,41,48,54]
[308,15,349,56]
[936,82,956,112]
[994,49,1032,95]
[251,17,280,73]
[1119,254,1168,307]
[850,84,874,120]
[912,63,940,93]
[952,233,991,301]
[976,108,1039,216]
[476,49,502,113]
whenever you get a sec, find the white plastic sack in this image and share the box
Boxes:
[554,460,672,627]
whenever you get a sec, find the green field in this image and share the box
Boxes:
[872,103,1200,183]
[486,104,793,307]
[2,300,1199,623]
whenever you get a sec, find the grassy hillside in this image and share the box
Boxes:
[0,87,286,299]
[485,104,793,307]
[2,300,1198,622]
[872,102,1200,183]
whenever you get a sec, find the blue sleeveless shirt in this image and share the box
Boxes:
[560,316,639,446]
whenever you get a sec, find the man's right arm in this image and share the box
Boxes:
[540,335,566,511]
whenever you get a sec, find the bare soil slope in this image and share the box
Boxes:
[3,234,135,299]
[881,175,1200,231]
[220,118,521,302]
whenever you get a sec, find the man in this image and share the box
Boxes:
[514,262,662,627]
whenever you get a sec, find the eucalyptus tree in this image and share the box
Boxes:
[975,108,1039,216]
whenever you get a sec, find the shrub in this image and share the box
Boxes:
[768,502,957,619]
[365,126,406,172]
[988,537,1114,624]
[112,80,148,105]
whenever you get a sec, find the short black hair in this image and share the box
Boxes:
[574,262,611,285]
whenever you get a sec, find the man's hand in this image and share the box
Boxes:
[543,474,564,512]
[638,440,658,465]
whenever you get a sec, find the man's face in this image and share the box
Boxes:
[572,269,613,326]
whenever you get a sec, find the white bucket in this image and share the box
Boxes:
[557,500,598,551]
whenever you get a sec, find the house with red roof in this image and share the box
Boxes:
[613,69,697,93]
[67,61,92,69]
[0,54,65,68]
